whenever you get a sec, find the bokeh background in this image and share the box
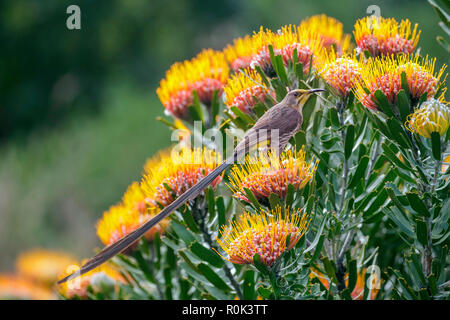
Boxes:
[0,0,448,271]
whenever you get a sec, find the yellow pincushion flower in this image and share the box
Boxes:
[405,99,450,138]
[354,55,446,111]
[58,261,125,299]
[96,204,161,247]
[249,27,278,75]
[224,68,275,113]
[0,274,55,300]
[228,147,317,203]
[157,49,229,118]
[318,50,362,98]
[216,206,309,266]
[141,147,223,209]
[300,14,351,53]
[16,249,77,285]
[272,25,324,73]
[224,35,259,71]
[354,16,420,57]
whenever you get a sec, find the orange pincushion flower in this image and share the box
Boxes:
[122,181,150,215]
[310,268,380,300]
[300,14,351,53]
[249,27,278,76]
[96,204,162,247]
[0,274,55,300]
[273,25,324,73]
[318,50,362,97]
[58,262,125,299]
[354,17,420,57]
[157,49,229,118]
[224,35,259,71]
[354,55,446,111]
[216,206,309,266]
[16,249,77,285]
[141,147,222,209]
[228,147,317,202]
[224,68,275,113]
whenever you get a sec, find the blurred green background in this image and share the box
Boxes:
[0,0,448,270]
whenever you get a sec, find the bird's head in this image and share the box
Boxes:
[284,88,325,111]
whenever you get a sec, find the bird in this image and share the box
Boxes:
[58,88,324,284]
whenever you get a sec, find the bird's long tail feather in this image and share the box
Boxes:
[57,158,233,284]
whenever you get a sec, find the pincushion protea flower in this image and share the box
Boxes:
[0,274,55,300]
[97,182,167,246]
[141,147,222,208]
[310,268,380,300]
[405,99,450,138]
[224,35,259,71]
[58,262,125,299]
[224,68,275,113]
[216,206,309,266]
[300,14,351,54]
[354,55,446,111]
[273,25,323,73]
[157,49,229,118]
[16,249,77,285]
[354,16,420,57]
[96,204,160,247]
[318,50,362,98]
[228,147,317,203]
[249,27,278,76]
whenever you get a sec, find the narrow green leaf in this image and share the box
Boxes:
[345,125,355,160]
[374,90,394,117]
[406,192,430,217]
[253,254,269,275]
[243,270,256,300]
[197,263,232,292]
[431,131,442,160]
[416,219,428,246]
[189,241,224,268]
[348,156,370,189]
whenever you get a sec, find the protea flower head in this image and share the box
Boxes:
[58,262,125,299]
[273,25,324,73]
[300,14,351,54]
[353,16,420,57]
[228,147,317,203]
[249,27,278,76]
[16,249,77,285]
[157,49,229,118]
[405,99,450,138]
[224,35,259,71]
[0,274,55,300]
[216,206,309,266]
[224,68,275,113]
[318,49,362,98]
[141,146,222,209]
[354,54,446,111]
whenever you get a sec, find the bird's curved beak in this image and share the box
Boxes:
[308,88,325,94]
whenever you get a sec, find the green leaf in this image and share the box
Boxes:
[216,196,226,232]
[400,72,411,100]
[431,131,442,160]
[269,193,282,210]
[230,106,255,125]
[189,241,224,268]
[171,221,196,245]
[285,184,295,208]
[374,90,394,117]
[206,187,216,218]
[347,260,357,293]
[416,219,429,246]
[243,270,256,300]
[244,187,262,210]
[348,156,370,189]
[181,208,200,233]
[321,256,338,284]
[397,90,411,122]
[406,192,430,217]
[197,263,232,292]
[344,125,355,160]
[210,90,220,126]
[329,108,340,127]
[387,118,412,149]
[253,254,269,275]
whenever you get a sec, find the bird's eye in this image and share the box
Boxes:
[293,92,299,97]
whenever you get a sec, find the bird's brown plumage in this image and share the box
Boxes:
[57,88,324,284]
